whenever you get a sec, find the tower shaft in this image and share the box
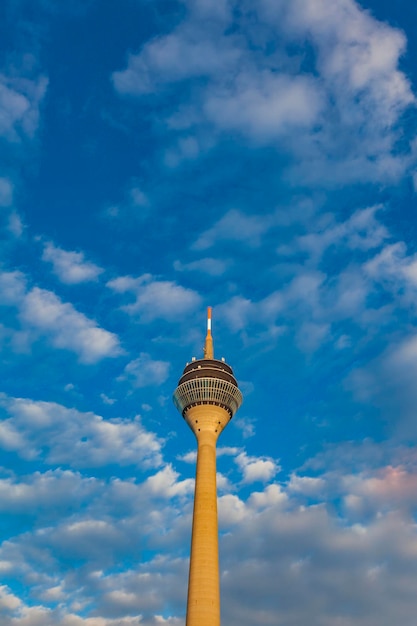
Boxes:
[185,404,230,626]
[187,436,219,626]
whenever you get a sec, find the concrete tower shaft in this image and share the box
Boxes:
[173,308,242,626]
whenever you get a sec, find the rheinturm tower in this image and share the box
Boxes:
[173,307,243,626]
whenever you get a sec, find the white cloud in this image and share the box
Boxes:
[204,72,324,140]
[342,465,417,516]
[0,598,150,626]
[193,209,271,250]
[0,270,26,304]
[100,393,116,405]
[112,26,240,95]
[177,450,197,463]
[348,332,417,437]
[248,483,288,509]
[48,519,130,564]
[279,0,414,183]
[0,271,120,363]
[341,240,417,431]
[0,178,13,207]
[217,446,241,457]
[0,73,48,141]
[282,205,389,262]
[365,241,417,298]
[129,185,149,208]
[105,180,150,222]
[3,440,417,626]
[215,206,403,350]
[235,452,279,483]
[296,320,330,353]
[218,494,247,525]
[0,394,163,468]
[21,287,120,363]
[0,469,97,513]
[145,464,194,498]
[235,249,380,350]
[107,274,201,320]
[391,334,417,371]
[0,585,21,612]
[0,177,22,236]
[174,257,229,276]
[216,296,254,332]
[121,353,170,388]
[288,474,326,497]
[42,242,104,284]
[219,270,325,333]
[182,0,232,21]
[282,0,413,122]
[232,416,255,438]
[7,211,24,237]
[163,134,213,167]
[113,0,416,185]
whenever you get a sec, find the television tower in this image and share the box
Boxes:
[173,307,243,626]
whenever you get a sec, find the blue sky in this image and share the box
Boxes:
[1,0,417,624]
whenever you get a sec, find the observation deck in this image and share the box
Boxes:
[173,357,243,418]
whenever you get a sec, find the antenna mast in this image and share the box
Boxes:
[203,306,214,359]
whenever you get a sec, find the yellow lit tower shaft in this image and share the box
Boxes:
[173,308,243,626]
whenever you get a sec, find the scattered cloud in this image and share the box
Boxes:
[145,464,194,498]
[0,73,48,141]
[365,240,417,304]
[282,0,414,124]
[105,180,150,222]
[278,205,389,262]
[0,469,98,514]
[113,0,416,184]
[21,286,120,362]
[7,211,24,237]
[232,416,256,439]
[42,242,104,284]
[174,257,229,276]
[177,450,197,463]
[0,271,29,305]
[1,433,417,625]
[0,270,121,362]
[112,25,240,95]
[107,274,201,320]
[100,393,116,405]
[0,394,163,468]
[348,331,417,438]
[0,178,13,207]
[121,353,170,388]
[235,452,279,483]
[217,206,417,354]
[193,209,272,251]
[342,465,417,516]
[204,72,324,141]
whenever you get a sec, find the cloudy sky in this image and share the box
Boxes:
[1,0,417,624]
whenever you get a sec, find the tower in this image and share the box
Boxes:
[173,307,243,626]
